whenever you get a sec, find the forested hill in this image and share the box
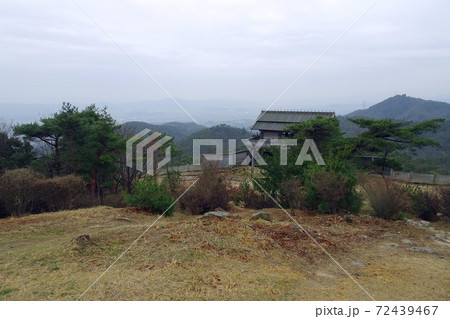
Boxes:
[339,95,450,137]
[178,124,252,155]
[347,95,450,121]
[121,121,205,141]
[338,95,450,174]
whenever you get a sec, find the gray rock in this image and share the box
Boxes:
[202,211,230,218]
[401,239,416,245]
[429,237,450,248]
[250,211,272,222]
[290,224,301,229]
[74,234,93,249]
[432,240,450,248]
[378,242,399,249]
[406,247,443,257]
[343,215,353,223]
[115,216,132,222]
[381,233,396,239]
[352,261,365,267]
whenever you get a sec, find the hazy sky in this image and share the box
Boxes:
[1,0,449,121]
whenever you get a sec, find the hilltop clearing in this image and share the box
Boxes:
[0,206,448,300]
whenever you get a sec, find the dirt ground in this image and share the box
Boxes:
[0,205,449,300]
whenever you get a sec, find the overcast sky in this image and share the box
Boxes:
[1,0,449,121]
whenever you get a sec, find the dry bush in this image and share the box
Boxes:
[32,175,85,213]
[102,192,125,208]
[0,169,88,217]
[237,182,275,209]
[304,167,362,215]
[0,168,43,216]
[307,170,349,214]
[410,187,442,222]
[279,178,304,210]
[441,186,450,217]
[164,170,182,197]
[179,162,231,214]
[71,192,101,209]
[361,177,411,220]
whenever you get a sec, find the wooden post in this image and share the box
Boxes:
[251,150,254,177]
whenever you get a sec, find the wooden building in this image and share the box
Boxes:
[250,110,335,139]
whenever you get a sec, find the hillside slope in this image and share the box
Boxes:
[122,121,205,141]
[339,95,450,137]
[0,206,448,300]
[178,124,252,155]
[347,95,450,121]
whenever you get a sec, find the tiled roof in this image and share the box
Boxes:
[251,110,335,131]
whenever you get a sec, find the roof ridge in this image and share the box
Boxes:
[260,109,335,113]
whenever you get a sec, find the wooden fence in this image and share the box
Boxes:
[390,171,450,184]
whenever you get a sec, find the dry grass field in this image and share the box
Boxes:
[1,204,449,301]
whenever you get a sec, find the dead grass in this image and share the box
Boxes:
[0,205,449,300]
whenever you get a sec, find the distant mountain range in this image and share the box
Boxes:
[122,121,206,141]
[123,94,450,148]
[177,124,252,156]
[336,95,450,173]
[122,121,251,158]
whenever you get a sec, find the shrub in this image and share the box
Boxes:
[361,177,411,220]
[179,162,230,214]
[236,181,275,209]
[102,192,125,208]
[0,168,43,216]
[0,199,8,219]
[71,193,101,209]
[32,175,85,213]
[441,186,450,217]
[304,164,362,215]
[123,176,175,216]
[164,170,182,196]
[0,169,88,216]
[410,187,442,221]
[278,178,304,210]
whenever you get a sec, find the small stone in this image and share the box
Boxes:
[202,211,230,218]
[250,211,272,222]
[352,261,365,267]
[343,215,353,223]
[378,242,399,249]
[407,247,443,257]
[290,224,301,229]
[401,239,416,245]
[115,217,132,222]
[76,234,92,244]
[74,234,93,250]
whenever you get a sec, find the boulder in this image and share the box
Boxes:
[250,211,272,222]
